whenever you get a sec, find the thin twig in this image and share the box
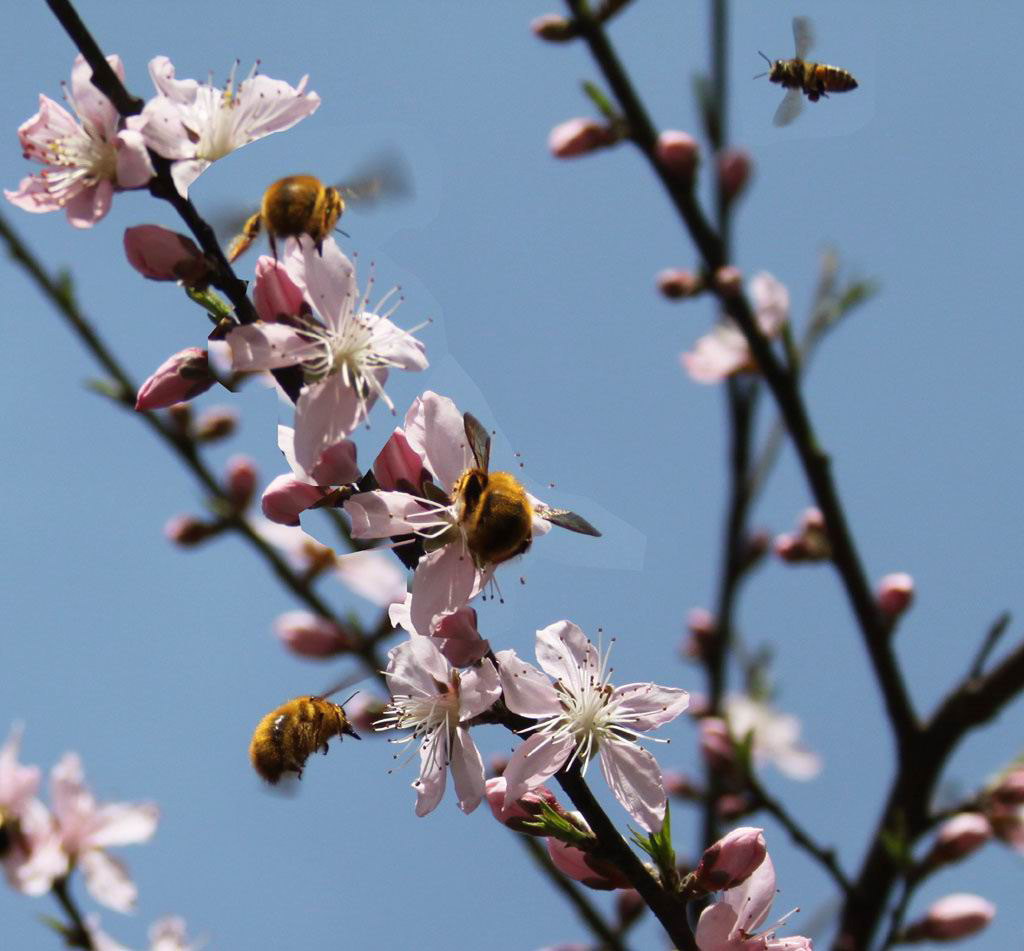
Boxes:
[968,611,1011,680]
[51,877,93,950]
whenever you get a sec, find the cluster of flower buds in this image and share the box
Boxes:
[774,507,831,563]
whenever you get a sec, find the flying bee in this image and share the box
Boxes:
[442,413,601,570]
[224,153,411,262]
[757,17,858,126]
[249,687,360,785]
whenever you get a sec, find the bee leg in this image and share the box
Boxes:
[314,238,325,257]
[227,211,263,263]
[268,231,279,261]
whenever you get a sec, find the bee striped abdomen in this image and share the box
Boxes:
[812,63,858,93]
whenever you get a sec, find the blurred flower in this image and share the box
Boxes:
[549,118,616,158]
[135,348,215,411]
[531,13,576,42]
[224,455,258,509]
[924,813,991,868]
[498,620,689,832]
[50,753,158,912]
[376,637,500,816]
[274,611,354,658]
[694,826,767,892]
[657,268,702,300]
[902,893,995,943]
[774,508,831,563]
[123,226,211,286]
[717,149,752,201]
[194,406,236,442]
[6,55,153,226]
[148,916,199,951]
[163,514,215,547]
[724,693,821,780]
[656,130,699,179]
[877,572,915,618]
[699,717,736,774]
[140,56,319,196]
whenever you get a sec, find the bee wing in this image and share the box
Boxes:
[462,412,491,472]
[534,503,601,537]
[318,671,371,701]
[773,88,805,126]
[335,151,414,209]
[792,16,815,59]
[208,203,259,244]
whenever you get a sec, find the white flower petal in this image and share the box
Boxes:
[404,392,474,492]
[610,682,690,731]
[414,731,447,817]
[85,802,159,848]
[79,849,137,912]
[449,727,485,814]
[535,620,598,683]
[502,732,575,805]
[410,542,477,637]
[226,323,310,371]
[599,740,666,833]
[496,650,561,718]
[295,374,371,470]
[459,659,501,721]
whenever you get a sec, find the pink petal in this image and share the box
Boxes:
[414,731,447,817]
[295,375,372,472]
[374,429,426,491]
[114,129,155,188]
[410,542,477,636]
[496,649,561,718]
[503,732,575,805]
[404,392,474,492]
[70,54,121,133]
[367,314,429,371]
[0,725,41,813]
[5,175,63,214]
[695,900,742,950]
[334,550,406,607]
[386,636,450,699]
[750,272,789,336]
[138,94,191,158]
[310,438,359,486]
[724,853,777,933]
[299,239,355,331]
[235,74,320,140]
[681,325,751,384]
[65,180,113,228]
[225,323,309,371]
[599,741,667,833]
[85,802,158,848]
[50,753,91,830]
[536,620,598,683]
[79,849,137,912]
[170,159,209,198]
[261,474,323,526]
[253,256,305,321]
[17,95,78,158]
[449,727,486,814]
[610,683,690,731]
[344,490,435,538]
[430,607,489,666]
[459,658,501,720]
[147,56,199,104]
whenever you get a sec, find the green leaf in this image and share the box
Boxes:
[185,285,235,324]
[630,801,676,882]
[581,81,618,122]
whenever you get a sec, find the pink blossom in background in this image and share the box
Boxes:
[724,693,822,781]
[548,118,615,158]
[903,894,995,942]
[139,56,320,196]
[656,130,699,178]
[498,620,689,833]
[682,272,789,384]
[925,813,991,867]
[375,637,500,816]
[226,241,427,473]
[135,348,215,411]
[148,916,198,951]
[5,55,153,227]
[274,611,353,658]
[695,853,811,950]
[49,752,159,912]
[876,572,915,618]
[699,717,736,773]
[389,595,490,666]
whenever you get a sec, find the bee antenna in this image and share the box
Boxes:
[758,50,772,66]
[334,227,350,238]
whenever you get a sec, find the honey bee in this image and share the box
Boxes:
[225,153,411,262]
[249,690,360,784]
[450,413,601,570]
[758,17,858,126]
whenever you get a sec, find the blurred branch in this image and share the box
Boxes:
[50,876,93,950]
[969,611,1011,680]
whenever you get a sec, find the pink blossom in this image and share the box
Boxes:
[903,893,995,942]
[656,130,700,178]
[194,406,237,441]
[50,753,159,912]
[498,621,689,833]
[390,595,490,666]
[546,831,630,890]
[549,118,615,158]
[6,55,153,226]
[163,514,213,547]
[657,268,701,300]
[718,149,752,200]
[700,717,737,773]
[724,694,821,781]
[877,572,915,618]
[485,776,563,835]
[925,813,991,867]
[373,429,428,491]
[225,455,258,508]
[682,272,789,384]
[226,243,427,467]
[148,916,198,951]
[695,827,767,891]
[375,637,500,816]
[135,348,215,411]
[140,57,320,196]
[531,14,576,42]
[696,854,810,950]
[123,225,210,285]
[774,507,831,563]
[274,611,353,658]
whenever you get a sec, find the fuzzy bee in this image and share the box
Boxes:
[758,17,858,126]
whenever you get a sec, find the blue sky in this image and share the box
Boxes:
[2,2,1023,949]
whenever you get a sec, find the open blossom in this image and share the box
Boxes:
[375,637,500,816]
[6,55,154,226]
[50,753,159,912]
[140,56,319,195]
[695,853,811,950]
[724,693,821,781]
[498,621,689,832]
[227,242,427,474]
[682,272,789,384]
[86,915,198,951]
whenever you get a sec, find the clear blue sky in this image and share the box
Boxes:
[2,2,1023,949]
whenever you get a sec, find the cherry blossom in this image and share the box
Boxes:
[497,621,689,832]
[49,753,159,912]
[227,242,427,472]
[140,56,319,195]
[724,693,821,781]
[6,55,154,226]
[695,853,811,950]
[375,637,500,816]
[389,595,490,667]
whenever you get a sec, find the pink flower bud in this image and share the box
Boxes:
[616,889,645,927]
[717,149,752,201]
[531,13,576,42]
[877,572,915,618]
[700,717,735,772]
[310,439,360,487]
[429,606,490,666]
[485,777,562,835]
[261,474,325,526]
[546,835,630,890]
[773,533,806,562]
[656,130,699,179]
[549,118,616,159]
[716,793,753,819]
[694,826,766,891]
[713,266,743,297]
[195,406,237,442]
[164,514,213,547]
[991,768,1024,805]
[800,507,825,532]
[225,455,258,509]
[664,770,699,799]
[252,256,304,321]
[657,268,702,300]
[274,611,353,658]
[775,508,831,562]
[683,607,717,659]
[904,894,995,942]
[925,813,991,868]
[373,430,426,492]
[135,348,215,411]
[123,225,211,285]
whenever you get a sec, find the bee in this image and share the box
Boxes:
[249,689,360,785]
[758,17,858,126]
[446,413,601,569]
[225,153,411,262]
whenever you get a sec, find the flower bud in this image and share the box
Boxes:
[990,768,1024,805]
[531,13,576,42]
[430,606,490,666]
[123,225,211,286]
[274,611,353,658]
[682,608,717,660]
[699,717,735,772]
[373,430,427,492]
[616,889,644,927]
[877,572,915,618]
[924,813,991,869]
[164,514,215,547]
[713,266,743,297]
[486,777,563,835]
[546,834,630,890]
[717,149,752,201]
[135,348,215,411]
[775,507,831,563]
[657,268,702,300]
[549,118,616,159]
[902,894,995,942]
[194,407,237,442]
[261,474,325,526]
[225,455,258,509]
[656,130,699,180]
[694,826,766,891]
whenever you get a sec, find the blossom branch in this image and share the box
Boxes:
[50,875,94,950]
[0,208,389,687]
